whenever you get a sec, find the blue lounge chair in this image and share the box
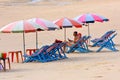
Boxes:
[23,42,67,63]
[45,42,67,61]
[92,32,118,52]
[23,45,50,63]
[66,35,91,53]
[91,30,115,43]
[55,42,67,59]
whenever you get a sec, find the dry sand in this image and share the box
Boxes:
[0,0,120,80]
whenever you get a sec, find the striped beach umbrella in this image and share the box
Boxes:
[74,13,109,23]
[74,13,109,44]
[28,18,59,30]
[0,20,44,54]
[53,17,82,40]
[27,18,60,47]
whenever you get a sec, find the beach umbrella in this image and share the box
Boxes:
[27,18,59,47]
[0,20,44,54]
[53,17,82,41]
[28,18,59,30]
[74,13,109,44]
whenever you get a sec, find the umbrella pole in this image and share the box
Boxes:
[87,23,91,45]
[64,28,66,41]
[23,32,26,55]
[36,31,38,49]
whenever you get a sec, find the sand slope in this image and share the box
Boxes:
[0,0,120,80]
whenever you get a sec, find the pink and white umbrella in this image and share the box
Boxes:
[53,17,82,40]
[74,13,109,44]
[27,18,60,48]
[27,18,59,30]
[0,20,44,54]
[74,13,109,23]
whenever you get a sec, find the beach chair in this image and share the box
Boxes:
[23,45,50,63]
[0,63,3,70]
[92,33,118,52]
[55,42,67,59]
[91,30,115,43]
[66,35,91,53]
[44,42,67,61]
[24,42,67,63]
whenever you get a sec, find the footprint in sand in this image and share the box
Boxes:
[84,68,89,70]
[94,75,104,78]
[16,75,24,78]
[107,68,112,70]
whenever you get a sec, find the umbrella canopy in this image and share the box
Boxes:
[74,13,109,23]
[74,13,109,44]
[28,18,59,30]
[54,17,82,40]
[0,20,44,54]
[0,20,44,33]
[54,17,82,28]
[27,18,59,48]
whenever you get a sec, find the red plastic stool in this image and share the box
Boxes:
[8,51,23,63]
[26,49,38,55]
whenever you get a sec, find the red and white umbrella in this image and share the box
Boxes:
[53,17,82,40]
[0,20,44,54]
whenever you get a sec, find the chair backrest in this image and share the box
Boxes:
[72,35,90,47]
[101,30,115,40]
[31,45,50,56]
[46,43,59,52]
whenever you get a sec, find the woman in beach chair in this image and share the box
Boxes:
[66,35,91,53]
[66,31,82,46]
[64,31,91,53]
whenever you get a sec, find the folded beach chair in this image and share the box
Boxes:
[23,45,50,63]
[24,42,67,63]
[91,30,115,43]
[55,42,67,59]
[66,35,91,53]
[92,32,118,52]
[44,42,67,61]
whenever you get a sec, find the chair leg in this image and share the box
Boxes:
[3,59,6,71]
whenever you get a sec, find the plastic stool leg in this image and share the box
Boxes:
[16,53,19,63]
[11,52,14,62]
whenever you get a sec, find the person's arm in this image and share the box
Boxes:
[68,38,73,42]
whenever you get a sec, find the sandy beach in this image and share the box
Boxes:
[0,0,120,80]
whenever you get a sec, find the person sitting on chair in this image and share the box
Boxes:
[67,31,82,46]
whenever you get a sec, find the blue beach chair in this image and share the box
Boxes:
[24,42,67,63]
[45,42,67,61]
[92,32,118,52]
[66,35,91,53]
[91,30,115,43]
[55,42,67,59]
[23,45,50,63]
